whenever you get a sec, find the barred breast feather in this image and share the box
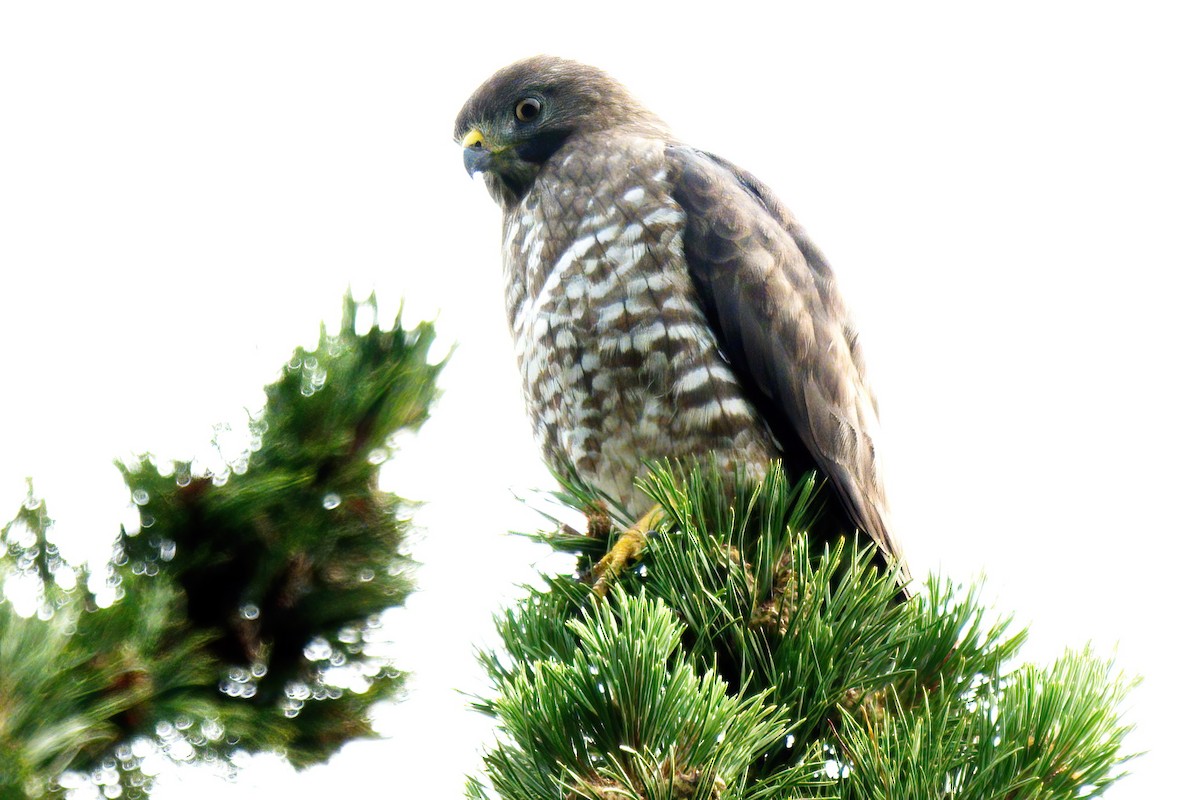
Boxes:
[501,133,780,514]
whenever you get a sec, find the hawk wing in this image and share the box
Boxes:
[666,146,907,576]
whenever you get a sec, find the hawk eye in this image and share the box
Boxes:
[514,97,542,123]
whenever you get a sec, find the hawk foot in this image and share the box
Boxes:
[590,505,665,597]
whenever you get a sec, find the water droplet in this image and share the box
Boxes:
[160,540,176,561]
[358,568,375,582]
[285,682,312,701]
[303,356,319,370]
[304,637,333,661]
[239,603,260,620]
[132,489,149,505]
[250,662,268,678]
[167,738,195,761]
[322,493,341,510]
[367,448,388,465]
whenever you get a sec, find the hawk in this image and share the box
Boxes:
[455,56,908,588]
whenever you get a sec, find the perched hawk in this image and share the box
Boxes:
[455,56,908,585]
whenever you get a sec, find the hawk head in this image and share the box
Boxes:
[454,56,669,207]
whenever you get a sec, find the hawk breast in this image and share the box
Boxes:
[501,134,780,513]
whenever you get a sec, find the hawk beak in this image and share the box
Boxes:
[461,128,494,177]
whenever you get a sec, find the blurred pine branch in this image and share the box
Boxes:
[0,293,442,798]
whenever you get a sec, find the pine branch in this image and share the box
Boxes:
[0,293,442,797]
[470,462,1137,799]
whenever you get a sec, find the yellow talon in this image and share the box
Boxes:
[591,505,666,597]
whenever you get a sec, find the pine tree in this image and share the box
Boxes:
[468,464,1138,799]
[0,295,443,798]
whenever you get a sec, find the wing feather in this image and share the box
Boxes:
[666,146,907,577]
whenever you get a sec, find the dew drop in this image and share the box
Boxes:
[285,682,312,701]
[322,493,342,510]
[239,603,260,620]
[132,489,150,505]
[304,637,333,661]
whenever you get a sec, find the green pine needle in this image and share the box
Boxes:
[471,462,1138,800]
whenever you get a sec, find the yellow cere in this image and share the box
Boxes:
[461,128,487,150]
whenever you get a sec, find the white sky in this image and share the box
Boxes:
[1,2,1197,797]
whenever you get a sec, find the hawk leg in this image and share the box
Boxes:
[591,505,666,597]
